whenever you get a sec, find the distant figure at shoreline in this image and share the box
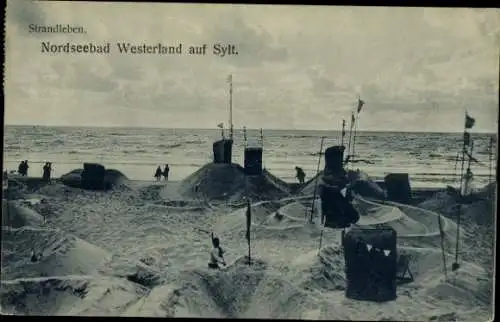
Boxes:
[163,164,170,181]
[208,232,226,269]
[154,166,162,181]
[42,162,52,182]
[295,166,306,184]
[18,160,29,176]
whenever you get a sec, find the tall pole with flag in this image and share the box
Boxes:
[346,112,355,167]
[341,119,346,147]
[228,74,234,141]
[351,96,365,165]
[453,111,475,271]
[246,198,252,265]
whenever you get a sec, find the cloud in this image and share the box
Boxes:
[4,2,499,132]
[7,0,45,28]
[207,16,288,67]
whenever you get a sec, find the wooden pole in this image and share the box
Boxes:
[243,126,247,148]
[489,136,493,190]
[453,115,468,271]
[341,119,346,147]
[228,74,234,141]
[346,113,354,169]
[352,112,360,165]
[310,137,325,223]
[317,228,324,256]
[437,214,448,281]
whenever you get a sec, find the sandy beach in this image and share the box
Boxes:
[1,167,495,320]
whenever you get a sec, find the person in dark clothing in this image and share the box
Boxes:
[154,166,162,181]
[208,232,226,269]
[42,162,52,182]
[23,160,29,176]
[18,161,25,175]
[295,166,306,184]
[163,164,170,181]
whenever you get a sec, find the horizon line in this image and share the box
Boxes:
[3,123,498,135]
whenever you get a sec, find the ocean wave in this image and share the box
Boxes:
[158,143,183,149]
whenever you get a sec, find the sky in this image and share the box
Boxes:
[4,1,500,132]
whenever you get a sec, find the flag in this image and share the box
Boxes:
[227,74,232,83]
[246,198,251,244]
[350,113,355,129]
[342,119,346,137]
[463,132,471,146]
[465,113,475,129]
[357,98,365,114]
[217,122,224,128]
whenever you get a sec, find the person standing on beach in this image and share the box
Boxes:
[42,162,52,182]
[163,164,170,181]
[21,160,29,176]
[154,166,162,181]
[208,232,226,269]
[18,161,25,175]
[295,166,306,184]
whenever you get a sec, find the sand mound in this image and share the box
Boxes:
[60,168,129,190]
[177,163,290,203]
[291,246,346,292]
[160,257,315,319]
[418,188,495,226]
[3,201,46,228]
[0,276,91,315]
[417,185,495,273]
[299,170,385,200]
[1,226,110,281]
[178,163,246,201]
[0,276,148,316]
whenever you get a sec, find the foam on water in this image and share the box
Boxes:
[3,126,497,187]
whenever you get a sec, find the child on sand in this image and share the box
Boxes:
[208,232,226,269]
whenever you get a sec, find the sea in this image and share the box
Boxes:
[2,125,497,188]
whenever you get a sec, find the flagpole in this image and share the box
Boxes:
[489,136,493,190]
[310,136,325,223]
[341,119,346,147]
[346,113,355,169]
[352,112,360,165]
[243,126,247,148]
[260,128,264,148]
[228,74,234,141]
[317,228,324,256]
[437,214,448,281]
[246,198,252,265]
[453,111,468,271]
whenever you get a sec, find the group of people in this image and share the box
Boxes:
[154,164,170,181]
[17,160,30,176]
[16,160,53,182]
